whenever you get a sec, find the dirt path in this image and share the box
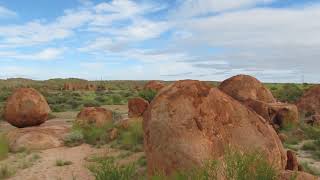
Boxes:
[9,144,106,180]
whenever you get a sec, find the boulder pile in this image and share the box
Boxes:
[296,85,320,117]
[144,80,286,175]
[219,75,299,128]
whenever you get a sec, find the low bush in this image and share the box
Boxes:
[88,149,277,180]
[55,159,73,166]
[0,165,14,179]
[138,90,157,102]
[89,157,136,180]
[117,120,144,152]
[71,122,114,145]
[0,134,9,160]
[63,130,84,147]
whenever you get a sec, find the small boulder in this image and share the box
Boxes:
[76,107,113,127]
[109,128,118,141]
[285,150,299,171]
[144,81,165,92]
[128,97,149,118]
[219,74,276,103]
[144,80,286,175]
[4,88,51,128]
[6,125,69,152]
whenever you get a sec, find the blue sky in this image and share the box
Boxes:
[0,0,319,82]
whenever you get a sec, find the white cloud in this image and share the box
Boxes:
[0,6,17,18]
[173,0,276,18]
[0,48,64,60]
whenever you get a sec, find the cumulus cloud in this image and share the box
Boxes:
[0,48,64,60]
[0,6,17,18]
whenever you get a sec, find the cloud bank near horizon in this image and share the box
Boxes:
[0,0,319,83]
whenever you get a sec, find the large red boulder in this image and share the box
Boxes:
[76,107,113,127]
[4,88,51,128]
[219,74,276,103]
[128,97,149,118]
[296,85,320,117]
[143,80,286,176]
[144,81,165,92]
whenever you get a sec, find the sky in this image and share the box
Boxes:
[0,0,319,83]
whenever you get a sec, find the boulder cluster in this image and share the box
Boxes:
[143,75,317,179]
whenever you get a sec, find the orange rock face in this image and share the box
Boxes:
[244,99,299,128]
[220,75,299,128]
[143,80,286,176]
[297,85,320,116]
[4,88,51,128]
[76,107,113,127]
[128,97,149,118]
[285,150,299,171]
[219,74,276,103]
[6,125,69,152]
[144,81,165,92]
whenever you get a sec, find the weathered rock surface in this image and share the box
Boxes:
[144,81,165,92]
[76,107,113,127]
[219,74,276,103]
[128,97,149,118]
[285,150,299,171]
[244,99,299,128]
[297,85,320,117]
[4,88,51,128]
[144,80,286,175]
[6,125,70,152]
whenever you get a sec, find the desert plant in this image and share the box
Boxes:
[0,134,9,160]
[72,122,113,145]
[89,158,136,180]
[117,120,144,152]
[0,165,14,179]
[55,159,73,166]
[138,89,157,102]
[224,149,278,180]
[273,84,303,103]
[63,130,84,147]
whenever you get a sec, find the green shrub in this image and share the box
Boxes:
[302,141,317,151]
[0,134,9,160]
[300,123,320,140]
[83,100,101,107]
[139,90,157,102]
[112,95,123,105]
[72,122,113,145]
[55,159,73,166]
[0,165,14,179]
[63,130,84,147]
[224,150,278,180]
[89,158,136,180]
[117,121,143,152]
[272,84,303,103]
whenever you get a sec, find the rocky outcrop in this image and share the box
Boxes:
[144,80,286,175]
[6,125,69,152]
[76,107,113,127]
[128,98,149,118]
[219,75,299,129]
[244,99,299,128]
[285,150,299,171]
[144,81,165,92]
[219,74,276,103]
[4,88,51,128]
